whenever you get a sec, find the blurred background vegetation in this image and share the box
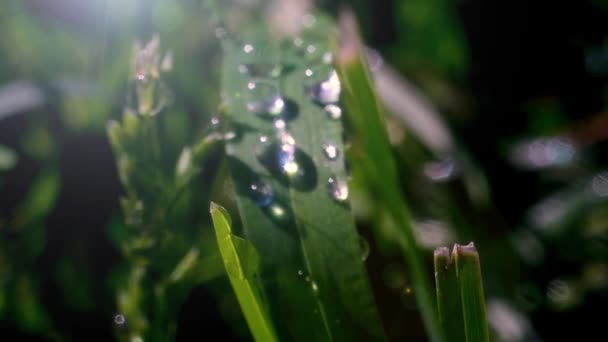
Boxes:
[1,0,607,341]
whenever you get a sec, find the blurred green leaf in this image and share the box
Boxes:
[337,14,441,342]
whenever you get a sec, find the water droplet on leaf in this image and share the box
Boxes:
[250,182,273,207]
[246,82,285,117]
[324,104,342,120]
[322,143,340,160]
[328,176,349,202]
[305,68,341,104]
[243,44,254,54]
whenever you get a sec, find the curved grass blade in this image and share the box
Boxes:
[336,11,442,342]
[220,19,387,341]
[210,203,278,342]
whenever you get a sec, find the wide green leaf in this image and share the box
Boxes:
[219,18,386,341]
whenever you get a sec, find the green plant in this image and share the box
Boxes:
[105,3,490,342]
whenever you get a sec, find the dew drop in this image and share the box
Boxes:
[305,69,341,104]
[278,133,300,177]
[322,143,340,160]
[246,82,285,117]
[114,314,126,326]
[259,135,268,143]
[268,203,288,221]
[297,269,304,276]
[328,176,349,202]
[359,235,370,261]
[293,37,304,48]
[311,281,319,293]
[322,52,333,65]
[274,119,286,130]
[250,182,273,207]
[210,116,220,127]
[243,44,254,54]
[306,44,317,55]
[324,104,342,120]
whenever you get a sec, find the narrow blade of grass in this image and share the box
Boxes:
[336,11,442,342]
[434,247,465,342]
[210,202,278,342]
[220,19,387,341]
[454,243,489,342]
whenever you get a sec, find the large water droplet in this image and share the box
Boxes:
[246,81,285,117]
[238,63,283,78]
[324,104,342,120]
[328,176,349,202]
[305,68,341,104]
[322,143,340,160]
[114,314,126,326]
[278,132,300,177]
[250,182,273,207]
[256,134,316,190]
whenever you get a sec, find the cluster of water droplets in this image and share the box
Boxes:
[233,13,350,205]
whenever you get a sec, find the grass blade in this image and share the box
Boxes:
[336,11,442,342]
[210,203,278,342]
[434,247,465,342]
[220,18,387,341]
[454,243,489,342]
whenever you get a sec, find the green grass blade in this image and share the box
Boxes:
[434,247,466,342]
[454,243,489,342]
[336,12,442,342]
[210,203,278,342]
[220,20,387,341]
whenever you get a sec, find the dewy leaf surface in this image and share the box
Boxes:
[219,18,387,341]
